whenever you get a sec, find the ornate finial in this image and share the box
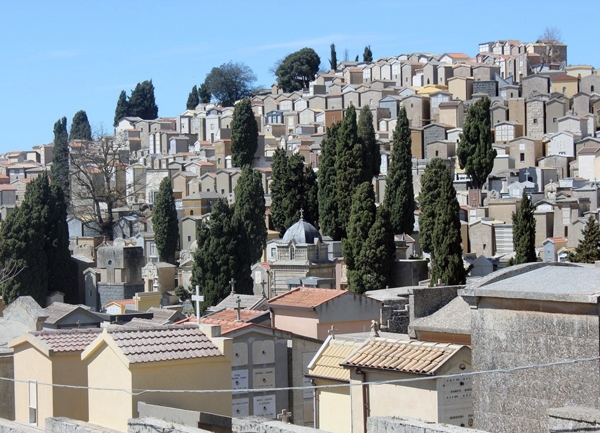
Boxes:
[230,277,236,295]
[300,208,304,220]
[370,320,380,337]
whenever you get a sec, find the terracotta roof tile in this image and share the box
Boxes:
[32,328,102,352]
[342,339,463,375]
[107,324,222,363]
[268,287,346,309]
[308,337,364,381]
[206,308,266,323]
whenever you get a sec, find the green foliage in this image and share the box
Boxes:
[129,80,159,120]
[303,164,319,230]
[329,43,338,70]
[51,117,69,199]
[419,158,448,254]
[384,106,415,235]
[186,85,199,110]
[204,61,256,107]
[113,90,129,126]
[318,123,343,240]
[0,175,73,305]
[511,192,537,264]
[198,83,211,104]
[349,205,396,294]
[153,177,179,264]
[174,285,190,302]
[457,96,496,189]
[231,99,258,167]
[275,48,321,92]
[355,55,359,62]
[344,182,377,290]
[568,216,600,263]
[69,110,92,141]
[363,45,373,62]
[357,105,381,178]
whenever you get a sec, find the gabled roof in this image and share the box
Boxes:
[306,335,366,382]
[268,287,346,309]
[43,302,98,325]
[10,328,102,354]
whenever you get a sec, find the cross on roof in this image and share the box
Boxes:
[260,279,267,298]
[299,208,304,220]
[328,325,338,339]
[192,285,204,318]
[230,277,236,295]
[277,409,292,424]
[235,295,242,322]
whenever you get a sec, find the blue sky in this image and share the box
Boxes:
[0,0,597,154]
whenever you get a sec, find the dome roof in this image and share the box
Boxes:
[282,216,322,245]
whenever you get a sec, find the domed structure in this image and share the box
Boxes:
[282,215,322,245]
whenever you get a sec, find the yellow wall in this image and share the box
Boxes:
[52,352,89,422]
[13,346,53,428]
[134,292,161,311]
[316,380,351,433]
[87,342,133,432]
[550,80,579,99]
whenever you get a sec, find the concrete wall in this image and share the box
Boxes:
[547,406,600,432]
[367,417,487,433]
[232,416,331,432]
[45,417,121,433]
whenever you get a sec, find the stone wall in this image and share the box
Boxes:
[380,297,409,334]
[473,81,498,98]
[45,417,121,433]
[409,285,461,322]
[97,284,144,310]
[548,406,600,432]
[232,417,330,433]
[128,418,212,433]
[526,100,545,139]
[0,352,14,421]
[367,416,488,433]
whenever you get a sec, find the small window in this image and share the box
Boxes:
[290,248,295,260]
[190,210,194,215]
[435,150,439,157]
[221,189,225,194]
[520,153,525,162]
[553,118,557,123]
[187,236,191,242]
[270,247,276,258]
[533,118,538,124]
[591,85,595,92]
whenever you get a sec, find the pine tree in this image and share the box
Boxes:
[186,85,200,110]
[318,123,342,240]
[419,158,449,254]
[69,110,92,141]
[384,106,415,235]
[357,105,380,178]
[430,174,465,286]
[568,216,600,263]
[344,182,377,292]
[191,198,238,313]
[113,90,130,126]
[457,96,496,189]
[51,117,70,200]
[511,191,537,264]
[351,205,396,294]
[231,99,258,167]
[198,83,211,103]
[363,45,373,62]
[153,177,179,264]
[129,80,159,120]
[329,43,338,70]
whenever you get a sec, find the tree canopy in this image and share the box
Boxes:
[70,110,92,141]
[384,106,414,235]
[568,216,600,263]
[329,43,338,70]
[153,177,179,264]
[231,99,258,167]
[204,61,256,107]
[198,83,211,104]
[113,90,129,126]
[186,85,200,110]
[318,123,341,239]
[275,48,321,92]
[363,45,373,62]
[511,191,537,265]
[51,117,70,199]
[113,80,159,125]
[457,96,496,189]
[357,105,381,178]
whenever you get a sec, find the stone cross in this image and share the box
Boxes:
[299,208,304,220]
[277,409,292,424]
[192,285,204,318]
[230,278,236,295]
[328,325,338,339]
[235,296,242,322]
[260,279,267,298]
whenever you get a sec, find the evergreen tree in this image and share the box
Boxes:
[191,198,238,313]
[69,110,92,141]
[384,106,415,235]
[358,105,380,178]
[129,80,159,120]
[363,45,373,62]
[186,85,200,110]
[270,149,306,236]
[275,48,321,92]
[318,123,343,240]
[511,191,537,265]
[351,205,396,294]
[568,216,600,263]
[198,83,211,103]
[419,158,448,255]
[204,62,256,106]
[231,99,258,167]
[430,173,465,286]
[153,177,179,264]
[303,164,319,229]
[51,117,70,199]
[113,90,130,126]
[329,43,338,70]
[457,96,496,189]
[344,182,377,291]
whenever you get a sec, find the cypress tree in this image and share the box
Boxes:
[198,83,211,104]
[113,90,130,126]
[270,149,308,236]
[384,106,415,235]
[270,148,289,235]
[153,177,179,264]
[329,43,338,70]
[231,99,258,167]
[318,123,343,239]
[69,110,92,141]
[457,96,496,189]
[419,158,448,255]
[186,85,200,110]
[51,117,70,200]
[344,182,377,292]
[568,216,600,263]
[129,80,159,120]
[511,191,537,264]
[351,205,396,294]
[303,164,319,229]
[358,105,380,178]
[429,173,465,286]
[363,45,373,62]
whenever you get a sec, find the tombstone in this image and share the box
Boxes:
[469,189,482,207]
[113,237,126,247]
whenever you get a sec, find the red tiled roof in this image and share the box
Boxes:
[206,308,266,323]
[268,287,346,309]
[199,318,251,334]
[32,328,102,352]
[107,325,222,363]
